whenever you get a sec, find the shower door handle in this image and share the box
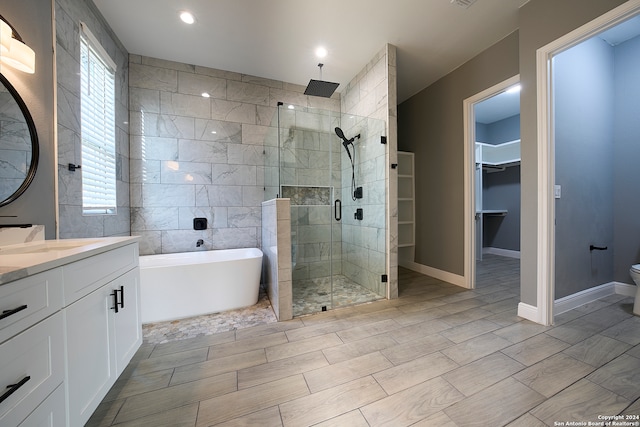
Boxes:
[335,199,342,221]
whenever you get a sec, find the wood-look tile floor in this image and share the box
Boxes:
[88,256,640,426]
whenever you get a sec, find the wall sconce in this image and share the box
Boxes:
[0,15,35,74]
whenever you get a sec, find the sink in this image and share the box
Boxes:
[0,239,102,255]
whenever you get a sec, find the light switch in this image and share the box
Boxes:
[554,185,561,199]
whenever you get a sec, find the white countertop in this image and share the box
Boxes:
[0,236,140,286]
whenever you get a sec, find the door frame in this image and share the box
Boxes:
[463,75,520,289]
[535,0,640,326]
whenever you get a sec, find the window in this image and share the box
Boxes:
[80,22,117,215]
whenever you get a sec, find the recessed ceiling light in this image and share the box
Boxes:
[315,46,328,58]
[180,11,195,24]
[211,130,217,134]
[201,92,210,98]
[288,105,295,110]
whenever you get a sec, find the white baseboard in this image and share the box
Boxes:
[482,247,520,259]
[399,262,637,323]
[399,260,466,288]
[517,302,539,323]
[554,281,637,315]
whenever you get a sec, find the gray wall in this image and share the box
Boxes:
[553,37,614,298]
[476,114,520,145]
[399,0,627,307]
[56,0,130,238]
[613,34,640,282]
[0,1,56,238]
[518,0,626,305]
[398,31,519,276]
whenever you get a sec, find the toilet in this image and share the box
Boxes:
[631,264,640,316]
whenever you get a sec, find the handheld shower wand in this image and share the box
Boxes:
[334,127,361,200]
[334,127,360,159]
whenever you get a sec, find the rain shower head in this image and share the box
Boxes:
[304,79,339,98]
[304,63,339,98]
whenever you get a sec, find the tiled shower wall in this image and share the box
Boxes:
[274,106,342,282]
[56,0,130,238]
[129,55,339,255]
[341,44,399,298]
[339,115,388,296]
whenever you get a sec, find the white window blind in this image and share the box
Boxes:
[80,23,117,215]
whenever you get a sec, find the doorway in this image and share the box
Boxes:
[536,1,640,325]
[463,75,520,290]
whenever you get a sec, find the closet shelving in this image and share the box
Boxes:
[397,151,415,263]
[476,139,521,170]
[475,139,520,260]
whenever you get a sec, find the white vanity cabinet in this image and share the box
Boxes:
[64,244,141,427]
[0,237,141,427]
[0,269,65,427]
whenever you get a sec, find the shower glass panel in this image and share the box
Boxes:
[271,102,386,317]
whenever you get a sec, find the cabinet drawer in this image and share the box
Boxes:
[0,312,64,427]
[0,269,64,345]
[63,243,139,305]
[18,384,66,427]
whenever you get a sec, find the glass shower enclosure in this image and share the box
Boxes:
[265,103,387,317]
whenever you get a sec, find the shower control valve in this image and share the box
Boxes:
[354,208,363,221]
[354,187,363,199]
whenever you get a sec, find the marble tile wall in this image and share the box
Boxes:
[283,185,336,282]
[261,198,292,320]
[291,204,341,282]
[130,56,341,255]
[274,106,342,282]
[341,44,399,298]
[339,114,387,296]
[56,0,130,238]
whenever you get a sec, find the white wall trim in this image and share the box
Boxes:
[535,0,640,327]
[554,282,616,315]
[536,44,554,327]
[554,282,636,315]
[483,247,520,259]
[463,75,520,290]
[399,261,466,288]
[517,302,539,323]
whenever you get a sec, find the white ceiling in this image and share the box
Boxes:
[93,0,529,103]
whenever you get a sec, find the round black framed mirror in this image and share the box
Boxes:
[0,72,39,207]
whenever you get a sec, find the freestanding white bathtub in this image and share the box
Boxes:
[139,248,263,323]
